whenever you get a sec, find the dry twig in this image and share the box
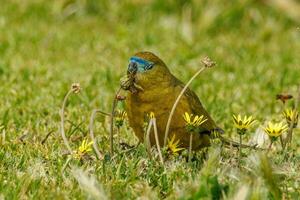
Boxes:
[109,87,122,155]
[89,109,110,160]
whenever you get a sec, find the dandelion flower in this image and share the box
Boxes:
[264,122,288,140]
[115,110,127,128]
[183,112,207,131]
[167,135,184,156]
[183,112,207,162]
[149,112,155,119]
[74,139,93,159]
[232,114,256,134]
[283,109,298,128]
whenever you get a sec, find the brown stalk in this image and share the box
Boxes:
[41,130,54,145]
[109,87,122,155]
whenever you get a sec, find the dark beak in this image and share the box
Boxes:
[128,62,138,74]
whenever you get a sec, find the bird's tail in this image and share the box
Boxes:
[212,127,258,149]
[218,135,258,148]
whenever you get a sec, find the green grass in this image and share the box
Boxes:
[0,0,299,199]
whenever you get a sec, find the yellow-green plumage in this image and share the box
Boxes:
[124,52,217,150]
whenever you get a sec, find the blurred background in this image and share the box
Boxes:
[0,0,299,136]
[0,1,300,199]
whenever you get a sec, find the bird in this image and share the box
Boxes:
[121,51,221,150]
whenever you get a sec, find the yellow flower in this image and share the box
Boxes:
[183,112,207,127]
[283,109,298,127]
[74,139,93,159]
[115,110,127,128]
[142,112,155,131]
[167,135,184,156]
[149,112,155,119]
[264,122,288,138]
[232,114,256,134]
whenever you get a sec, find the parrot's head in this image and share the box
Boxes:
[126,51,172,91]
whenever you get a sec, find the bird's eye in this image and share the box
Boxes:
[144,63,154,71]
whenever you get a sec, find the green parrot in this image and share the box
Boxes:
[120,51,222,150]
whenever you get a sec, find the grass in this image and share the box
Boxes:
[0,0,300,199]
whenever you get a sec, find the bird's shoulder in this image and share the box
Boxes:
[171,75,217,129]
[171,76,203,109]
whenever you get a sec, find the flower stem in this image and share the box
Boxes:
[145,120,153,160]
[117,127,120,147]
[239,134,242,161]
[188,134,193,163]
[153,118,164,165]
[60,89,74,155]
[279,135,284,150]
[164,66,206,147]
[268,141,273,153]
[284,85,300,148]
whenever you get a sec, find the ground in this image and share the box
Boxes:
[0,0,299,199]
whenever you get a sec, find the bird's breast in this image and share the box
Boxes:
[126,85,176,127]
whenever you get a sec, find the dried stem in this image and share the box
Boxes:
[41,130,54,145]
[60,89,74,155]
[152,118,164,165]
[89,109,111,160]
[110,87,122,156]
[164,66,206,146]
[145,120,153,160]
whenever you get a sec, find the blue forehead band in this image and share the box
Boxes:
[129,56,154,72]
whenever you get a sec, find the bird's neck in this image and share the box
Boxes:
[135,70,172,90]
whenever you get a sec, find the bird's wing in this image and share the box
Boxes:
[173,77,217,132]
[185,87,217,129]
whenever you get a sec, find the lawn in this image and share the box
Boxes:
[0,0,299,199]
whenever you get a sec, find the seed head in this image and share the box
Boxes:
[201,56,216,68]
[71,83,81,94]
